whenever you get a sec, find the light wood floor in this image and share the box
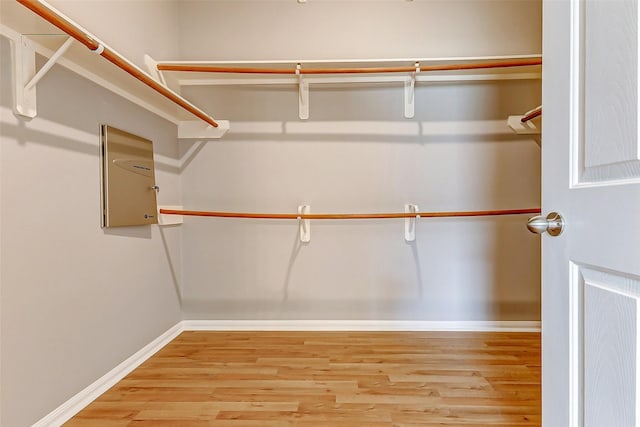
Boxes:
[65,331,541,426]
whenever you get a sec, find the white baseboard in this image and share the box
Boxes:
[183,320,541,332]
[32,318,539,425]
[32,322,184,427]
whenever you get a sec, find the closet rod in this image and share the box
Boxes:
[521,106,542,123]
[157,59,542,75]
[16,0,219,128]
[159,208,541,220]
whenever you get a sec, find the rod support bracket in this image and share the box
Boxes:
[12,35,75,119]
[298,205,311,242]
[297,64,309,120]
[144,54,168,86]
[178,120,230,139]
[403,62,419,119]
[158,205,183,226]
[12,35,37,118]
[507,115,540,135]
[404,204,419,242]
[90,43,105,55]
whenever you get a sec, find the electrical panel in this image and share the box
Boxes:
[100,125,158,227]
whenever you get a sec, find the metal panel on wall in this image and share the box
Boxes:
[100,125,158,227]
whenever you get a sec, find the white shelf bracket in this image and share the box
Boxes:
[13,36,75,118]
[178,120,230,139]
[297,64,309,120]
[158,205,183,226]
[25,37,74,91]
[404,62,419,119]
[404,204,419,242]
[298,205,311,243]
[507,115,540,135]
[144,54,167,86]
[12,35,36,118]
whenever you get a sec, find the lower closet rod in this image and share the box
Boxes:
[159,208,541,220]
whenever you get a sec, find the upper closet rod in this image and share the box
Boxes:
[159,208,541,220]
[16,0,219,128]
[521,106,542,123]
[157,58,542,75]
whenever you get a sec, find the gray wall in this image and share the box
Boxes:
[0,36,183,427]
[177,0,542,60]
[177,0,542,321]
[49,0,181,69]
[179,85,542,321]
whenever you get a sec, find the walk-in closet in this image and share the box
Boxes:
[2,0,638,425]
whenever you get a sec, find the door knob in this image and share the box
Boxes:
[527,212,565,236]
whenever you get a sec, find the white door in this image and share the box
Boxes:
[542,0,640,425]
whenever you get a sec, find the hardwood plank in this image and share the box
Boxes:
[66,331,540,426]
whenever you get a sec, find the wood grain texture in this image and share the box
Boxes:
[65,331,540,426]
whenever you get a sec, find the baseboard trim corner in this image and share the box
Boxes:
[32,322,184,427]
[182,319,541,332]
